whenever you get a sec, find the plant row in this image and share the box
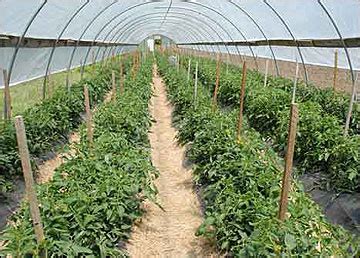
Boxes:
[185,56,360,192]
[0,56,133,196]
[0,56,156,256]
[156,53,358,257]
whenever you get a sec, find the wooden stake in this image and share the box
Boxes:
[292,61,299,104]
[187,59,192,82]
[194,61,199,108]
[212,54,221,111]
[333,50,338,91]
[237,62,247,140]
[177,54,180,72]
[344,72,359,136]
[226,54,229,75]
[278,103,299,221]
[3,69,12,120]
[112,70,116,101]
[84,86,93,147]
[264,60,269,87]
[120,61,124,95]
[14,116,45,244]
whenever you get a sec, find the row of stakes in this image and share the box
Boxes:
[1,49,356,252]
[180,52,299,222]
[9,54,138,252]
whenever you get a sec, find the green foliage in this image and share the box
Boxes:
[157,53,359,257]
[0,57,133,196]
[190,56,360,192]
[1,57,156,256]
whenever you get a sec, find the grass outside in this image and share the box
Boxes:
[0,68,83,117]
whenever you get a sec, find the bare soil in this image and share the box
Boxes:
[126,65,217,257]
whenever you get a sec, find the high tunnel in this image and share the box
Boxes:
[0,0,360,90]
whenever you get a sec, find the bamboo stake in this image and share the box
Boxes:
[194,61,199,108]
[212,54,221,111]
[237,62,247,140]
[278,103,299,221]
[187,59,192,82]
[333,50,338,91]
[344,72,359,136]
[84,86,93,148]
[3,69,11,120]
[112,71,116,101]
[264,60,269,87]
[14,116,45,244]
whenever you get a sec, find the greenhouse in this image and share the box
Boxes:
[0,0,360,256]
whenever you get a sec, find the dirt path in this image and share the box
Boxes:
[126,65,216,257]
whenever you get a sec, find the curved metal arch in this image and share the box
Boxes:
[95,11,222,61]
[108,10,229,48]
[229,1,280,76]
[103,18,217,61]
[263,0,308,84]
[317,0,354,83]
[100,19,216,66]
[155,6,245,63]
[97,14,218,64]
[7,0,47,86]
[110,29,206,63]
[42,0,90,99]
[106,21,217,61]
[79,1,249,71]
[185,1,258,68]
[80,1,159,76]
[65,0,118,90]
[114,28,207,60]
[115,19,213,51]
[112,22,212,60]
[118,30,209,58]
[102,12,227,61]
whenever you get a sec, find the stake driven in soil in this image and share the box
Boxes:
[127,65,214,257]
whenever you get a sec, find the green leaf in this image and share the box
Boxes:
[284,233,297,251]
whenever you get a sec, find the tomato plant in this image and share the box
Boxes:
[188,56,360,192]
[0,57,156,256]
[157,53,359,256]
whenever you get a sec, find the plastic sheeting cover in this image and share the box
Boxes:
[1,0,360,86]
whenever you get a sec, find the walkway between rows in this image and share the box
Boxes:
[126,65,215,257]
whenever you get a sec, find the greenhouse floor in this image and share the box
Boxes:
[126,65,216,256]
[302,173,360,235]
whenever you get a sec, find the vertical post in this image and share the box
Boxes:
[187,58,192,82]
[14,116,45,244]
[237,62,247,140]
[84,86,93,148]
[226,54,229,75]
[278,103,299,221]
[333,50,338,91]
[194,61,199,108]
[344,72,359,136]
[3,69,12,120]
[120,61,124,95]
[177,54,180,72]
[132,51,136,80]
[112,70,116,101]
[91,49,95,64]
[212,54,221,111]
[292,61,299,104]
[264,60,269,87]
